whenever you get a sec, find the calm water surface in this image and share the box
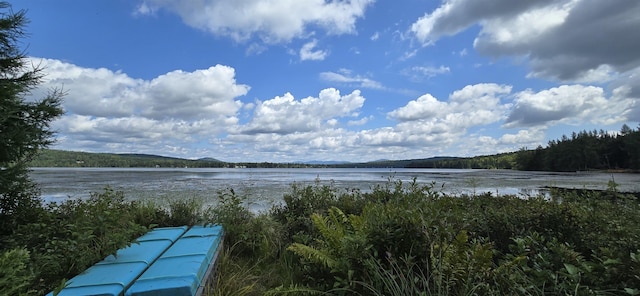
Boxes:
[30,168,640,211]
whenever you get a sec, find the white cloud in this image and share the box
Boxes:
[504,84,634,128]
[370,32,380,41]
[410,0,560,45]
[498,129,545,145]
[364,83,515,153]
[405,65,451,81]
[414,65,450,77]
[348,116,373,126]
[33,59,142,117]
[219,89,560,161]
[30,58,250,157]
[319,70,385,89]
[387,93,446,121]
[142,67,249,120]
[452,128,546,156]
[240,88,365,135]
[475,2,573,51]
[33,58,250,121]
[246,43,268,55]
[300,40,328,61]
[388,83,511,126]
[137,0,374,43]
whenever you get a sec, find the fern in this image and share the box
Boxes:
[287,243,337,269]
[311,207,350,250]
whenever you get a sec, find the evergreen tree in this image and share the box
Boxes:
[0,2,64,234]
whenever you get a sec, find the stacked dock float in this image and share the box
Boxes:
[47,224,224,296]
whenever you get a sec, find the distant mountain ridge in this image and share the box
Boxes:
[29,149,518,170]
[299,160,352,165]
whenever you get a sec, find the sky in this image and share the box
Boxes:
[8,0,640,163]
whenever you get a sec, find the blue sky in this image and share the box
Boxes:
[9,0,640,162]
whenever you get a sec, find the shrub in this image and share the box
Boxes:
[6,188,148,293]
[279,180,640,295]
[0,248,34,296]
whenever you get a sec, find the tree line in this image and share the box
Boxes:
[29,150,324,168]
[515,124,640,172]
[29,149,228,168]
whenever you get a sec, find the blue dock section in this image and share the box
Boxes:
[47,225,224,296]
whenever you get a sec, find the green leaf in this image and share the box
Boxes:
[624,288,640,295]
[564,263,579,276]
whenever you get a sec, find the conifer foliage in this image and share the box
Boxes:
[0,1,63,234]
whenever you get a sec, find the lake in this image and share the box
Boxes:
[30,168,640,212]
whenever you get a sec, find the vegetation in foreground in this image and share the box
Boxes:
[1,179,639,295]
[214,180,640,295]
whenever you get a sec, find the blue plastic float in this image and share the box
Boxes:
[47,225,224,296]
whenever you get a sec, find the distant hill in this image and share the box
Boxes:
[198,157,223,162]
[29,149,225,168]
[28,149,517,169]
[300,160,352,165]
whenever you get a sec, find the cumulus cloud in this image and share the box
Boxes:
[300,40,328,61]
[378,83,634,156]
[220,82,635,162]
[141,67,249,120]
[504,84,634,128]
[32,59,142,117]
[453,128,546,156]
[410,0,640,86]
[498,129,546,146]
[137,0,374,43]
[359,83,515,151]
[240,88,365,135]
[388,83,512,126]
[30,58,250,157]
[34,58,250,121]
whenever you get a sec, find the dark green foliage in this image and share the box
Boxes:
[207,188,285,260]
[271,180,367,246]
[0,1,64,235]
[0,248,34,295]
[517,126,640,171]
[4,189,149,293]
[404,153,517,169]
[271,180,640,295]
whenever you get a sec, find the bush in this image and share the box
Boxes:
[6,188,149,293]
[277,180,640,295]
[0,248,34,296]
